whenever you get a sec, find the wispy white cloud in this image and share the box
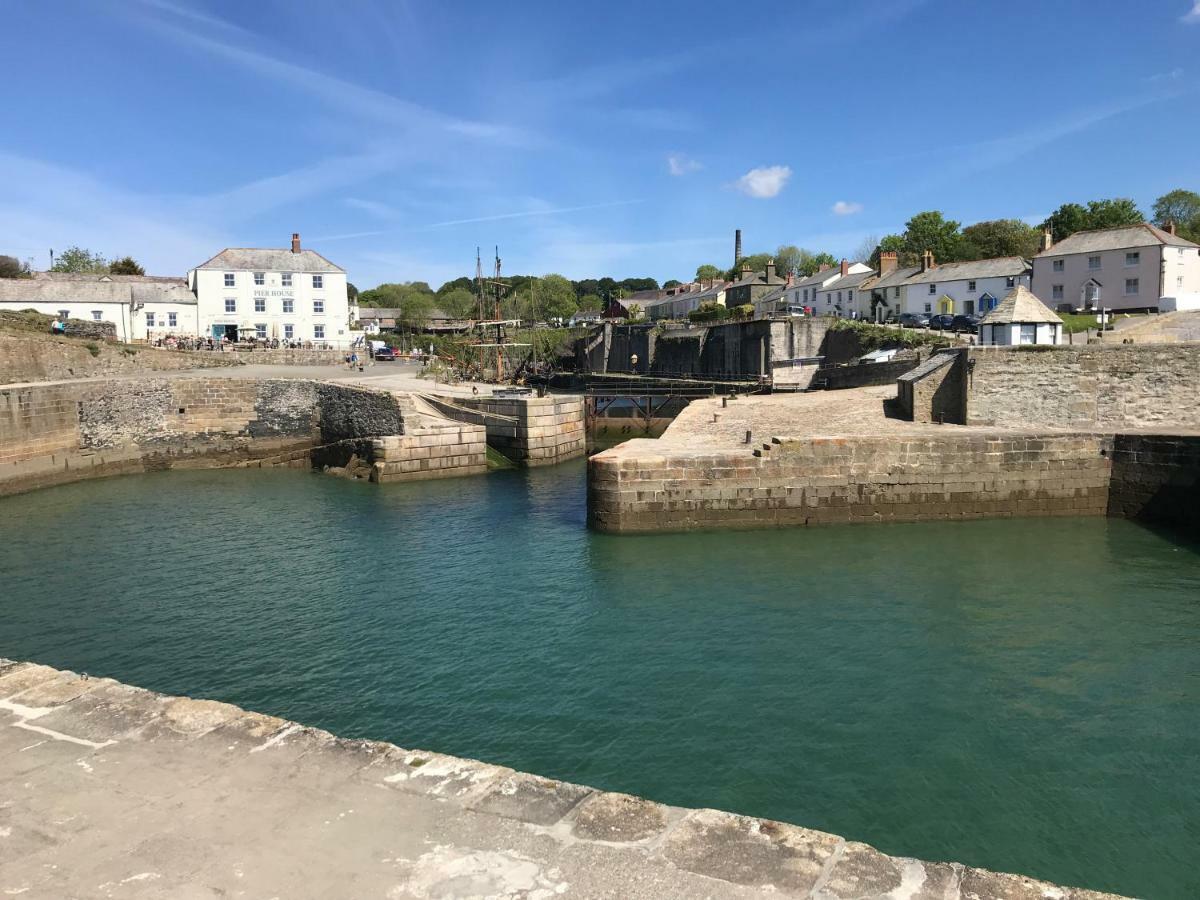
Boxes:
[130,13,527,147]
[1182,1,1200,24]
[417,199,645,230]
[667,154,702,176]
[832,201,864,216]
[734,165,791,199]
[1145,67,1184,82]
[135,0,248,34]
[344,197,401,220]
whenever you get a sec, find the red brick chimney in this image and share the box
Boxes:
[879,250,898,276]
[1166,220,1178,236]
[921,249,935,272]
[818,263,831,273]
[291,233,301,253]
[839,258,849,277]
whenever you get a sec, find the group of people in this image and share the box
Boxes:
[150,335,327,352]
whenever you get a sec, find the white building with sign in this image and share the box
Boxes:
[187,234,356,346]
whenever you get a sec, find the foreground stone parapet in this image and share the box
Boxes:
[0,659,1125,898]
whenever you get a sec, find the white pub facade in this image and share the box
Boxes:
[188,234,355,346]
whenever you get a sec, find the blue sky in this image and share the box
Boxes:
[3,0,1199,289]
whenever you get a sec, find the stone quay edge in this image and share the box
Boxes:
[0,659,1125,899]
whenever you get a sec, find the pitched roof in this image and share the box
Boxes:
[870,265,922,290]
[904,256,1030,285]
[727,268,787,289]
[1034,223,1199,257]
[818,269,875,292]
[793,263,871,289]
[0,278,195,305]
[978,285,1063,325]
[193,248,344,273]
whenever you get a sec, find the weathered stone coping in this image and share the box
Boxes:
[0,659,1123,898]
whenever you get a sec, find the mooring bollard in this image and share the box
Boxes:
[745,429,752,444]
[722,396,728,408]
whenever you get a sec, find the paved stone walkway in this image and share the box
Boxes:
[0,660,1120,899]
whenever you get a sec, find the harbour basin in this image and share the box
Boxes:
[1,462,1197,898]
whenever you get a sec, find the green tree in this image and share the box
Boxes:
[346,282,359,301]
[51,246,109,273]
[874,235,907,266]
[619,277,658,294]
[1042,198,1143,243]
[1152,189,1200,242]
[531,274,578,321]
[357,282,435,328]
[901,211,965,265]
[438,287,476,319]
[626,303,643,321]
[663,279,682,289]
[577,293,603,312]
[797,251,837,276]
[695,264,722,281]
[0,255,32,278]
[959,219,1041,260]
[108,255,145,275]
[773,245,805,277]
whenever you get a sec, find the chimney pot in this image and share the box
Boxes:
[1041,226,1053,252]
[291,233,301,253]
[765,258,776,281]
[1166,219,1178,236]
[921,249,935,272]
[839,258,849,277]
[879,250,898,276]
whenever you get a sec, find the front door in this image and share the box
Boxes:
[963,299,974,315]
[939,296,954,315]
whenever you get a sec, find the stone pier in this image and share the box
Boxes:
[424,392,586,466]
[0,660,1124,898]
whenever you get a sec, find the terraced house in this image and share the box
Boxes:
[1031,222,1200,312]
[900,253,1031,317]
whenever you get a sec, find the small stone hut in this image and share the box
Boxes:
[978,285,1063,346]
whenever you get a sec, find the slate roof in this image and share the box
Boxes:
[870,265,922,291]
[793,267,847,289]
[1034,223,1199,258]
[0,278,195,305]
[357,306,454,322]
[904,256,1030,285]
[817,269,875,292]
[194,248,344,273]
[978,286,1063,325]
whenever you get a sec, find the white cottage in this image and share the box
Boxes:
[977,285,1063,346]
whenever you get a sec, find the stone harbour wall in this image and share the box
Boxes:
[370,418,488,482]
[0,332,242,384]
[227,348,346,366]
[589,432,1114,533]
[0,659,1126,898]
[1107,433,1200,531]
[454,394,586,466]
[0,376,405,496]
[965,344,1200,430]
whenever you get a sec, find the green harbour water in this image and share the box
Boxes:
[2,462,1198,898]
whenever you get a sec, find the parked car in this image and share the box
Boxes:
[373,346,397,360]
[951,314,981,333]
[898,312,931,328]
[928,314,956,331]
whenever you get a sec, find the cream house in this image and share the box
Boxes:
[188,234,357,346]
[900,254,1031,317]
[1031,222,1200,312]
[789,262,870,315]
[815,260,875,316]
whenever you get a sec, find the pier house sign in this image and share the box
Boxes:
[253,289,295,298]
